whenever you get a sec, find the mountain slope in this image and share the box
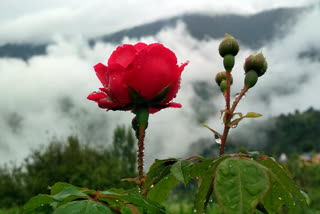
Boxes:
[0,7,303,60]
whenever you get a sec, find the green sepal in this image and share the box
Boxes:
[219,33,240,57]
[128,85,146,104]
[149,83,172,105]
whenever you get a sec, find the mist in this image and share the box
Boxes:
[0,0,314,45]
[1,4,320,167]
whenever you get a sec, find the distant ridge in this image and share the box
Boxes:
[0,7,304,60]
[96,7,301,48]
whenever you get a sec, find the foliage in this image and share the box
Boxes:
[0,126,136,209]
[264,108,320,155]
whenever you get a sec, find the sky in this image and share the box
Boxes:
[0,0,315,45]
[0,0,319,166]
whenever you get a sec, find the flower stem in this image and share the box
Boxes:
[231,85,249,112]
[219,85,249,155]
[226,71,231,110]
[137,125,146,188]
[134,105,149,189]
[219,71,232,155]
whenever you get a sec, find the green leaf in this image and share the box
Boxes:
[53,200,112,214]
[244,112,262,118]
[191,158,216,178]
[261,175,286,214]
[50,182,80,195]
[200,124,221,136]
[99,191,166,214]
[143,158,177,189]
[259,155,307,209]
[52,186,88,202]
[170,160,193,185]
[248,151,260,160]
[253,209,265,214]
[214,158,269,214]
[24,194,55,213]
[194,155,231,214]
[147,173,179,204]
[230,118,244,127]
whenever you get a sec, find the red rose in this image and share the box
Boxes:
[88,43,188,113]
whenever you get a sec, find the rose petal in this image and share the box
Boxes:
[94,63,109,88]
[179,61,189,74]
[168,102,182,108]
[162,61,188,104]
[97,98,118,109]
[108,64,131,106]
[87,92,107,101]
[134,42,147,52]
[108,44,136,69]
[126,43,179,100]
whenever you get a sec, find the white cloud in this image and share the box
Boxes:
[0,0,315,45]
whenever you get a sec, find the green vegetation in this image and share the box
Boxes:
[0,125,136,209]
[264,108,320,155]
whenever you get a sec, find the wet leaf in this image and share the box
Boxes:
[214,158,269,214]
[53,200,112,214]
[200,124,221,136]
[171,160,193,185]
[194,155,231,213]
[147,174,179,204]
[24,195,55,213]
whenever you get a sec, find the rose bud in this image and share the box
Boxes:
[223,54,235,71]
[220,80,227,92]
[215,71,233,86]
[244,52,268,77]
[244,70,259,88]
[88,43,188,113]
[219,33,240,57]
